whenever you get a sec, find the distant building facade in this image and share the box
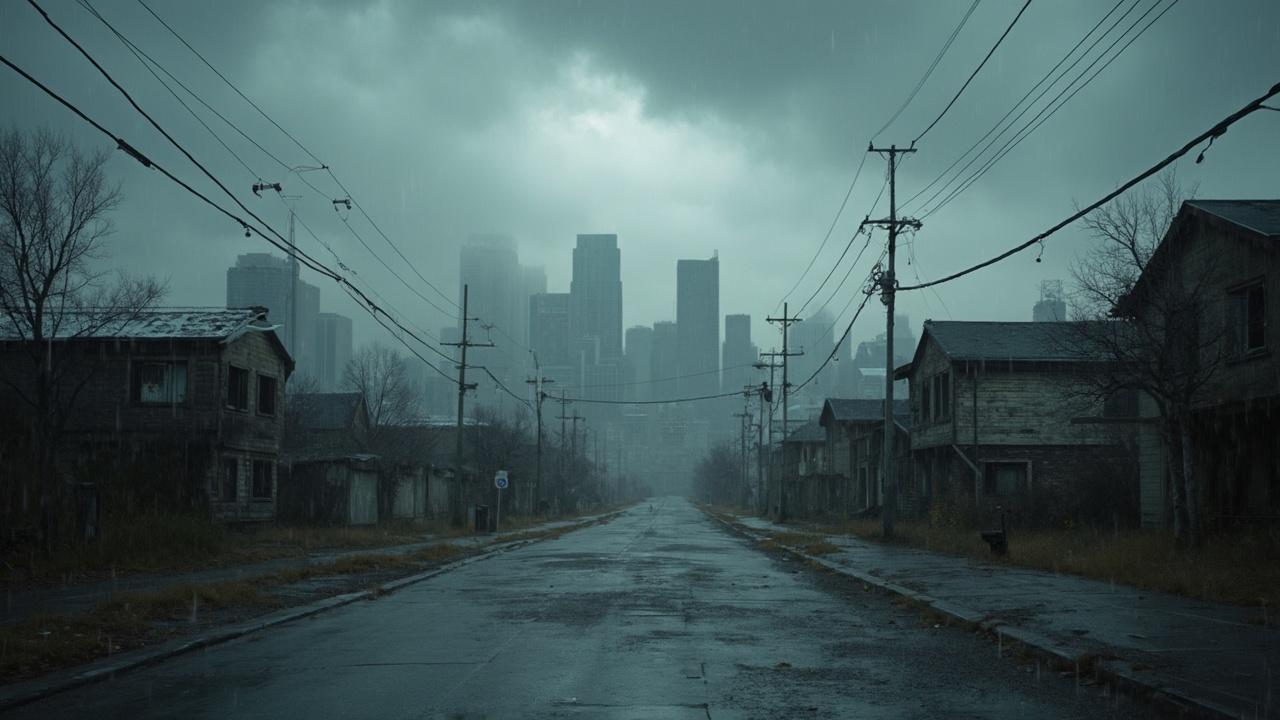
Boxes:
[676,254,719,401]
[316,312,353,392]
[226,253,318,381]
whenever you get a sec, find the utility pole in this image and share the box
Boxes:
[744,383,767,511]
[754,353,781,516]
[765,305,803,521]
[443,284,494,526]
[867,144,921,540]
[733,406,751,508]
[526,360,555,514]
[554,392,584,509]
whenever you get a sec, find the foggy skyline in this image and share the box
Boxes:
[2,0,1277,356]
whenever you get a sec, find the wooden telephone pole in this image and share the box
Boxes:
[764,305,803,521]
[526,361,554,514]
[754,353,781,515]
[443,284,494,526]
[866,144,920,539]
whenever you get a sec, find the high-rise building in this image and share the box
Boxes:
[791,309,835,398]
[529,293,571,367]
[520,265,547,347]
[722,314,758,396]
[226,252,319,380]
[1033,280,1067,322]
[650,321,679,401]
[316,312,353,391]
[676,254,720,400]
[569,234,622,359]
[460,234,523,413]
[624,325,654,402]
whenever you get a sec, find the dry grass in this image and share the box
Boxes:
[817,519,1280,607]
[766,531,840,557]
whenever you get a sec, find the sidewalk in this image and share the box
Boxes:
[723,512,1276,720]
[2,514,604,626]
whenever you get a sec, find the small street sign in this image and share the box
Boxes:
[494,470,509,489]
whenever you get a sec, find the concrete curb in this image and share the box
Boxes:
[704,510,1244,720]
[0,515,610,713]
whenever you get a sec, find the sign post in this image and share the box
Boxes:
[494,471,509,532]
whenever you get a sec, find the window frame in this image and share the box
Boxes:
[220,457,239,502]
[1226,278,1267,358]
[982,460,1031,497]
[131,360,188,406]
[251,459,274,499]
[226,364,250,412]
[256,373,278,417]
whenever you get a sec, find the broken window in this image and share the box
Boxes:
[983,462,1029,496]
[257,374,277,416]
[227,365,249,411]
[132,361,187,404]
[221,457,238,501]
[1227,281,1266,356]
[252,460,273,499]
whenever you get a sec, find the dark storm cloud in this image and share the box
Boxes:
[1,0,1276,352]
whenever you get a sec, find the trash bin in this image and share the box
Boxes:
[474,504,489,533]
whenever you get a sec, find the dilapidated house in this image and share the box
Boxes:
[818,399,911,515]
[1116,200,1280,527]
[0,307,292,523]
[896,321,1137,526]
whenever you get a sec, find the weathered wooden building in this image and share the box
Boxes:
[895,321,1136,526]
[1117,200,1280,527]
[818,399,911,515]
[0,307,292,522]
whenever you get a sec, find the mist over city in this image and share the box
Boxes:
[1,1,1278,718]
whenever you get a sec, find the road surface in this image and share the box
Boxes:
[6,498,1150,719]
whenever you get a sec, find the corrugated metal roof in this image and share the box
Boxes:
[0,307,269,341]
[923,321,1106,362]
[1186,199,1280,237]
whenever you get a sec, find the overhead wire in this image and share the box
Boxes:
[897,78,1280,292]
[912,0,1034,145]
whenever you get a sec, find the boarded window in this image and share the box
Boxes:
[938,372,950,419]
[921,380,932,422]
[227,365,249,411]
[257,374,277,416]
[132,362,187,404]
[221,457,238,501]
[252,460,273,499]
[983,462,1028,496]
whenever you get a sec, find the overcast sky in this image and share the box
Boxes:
[2,0,1277,357]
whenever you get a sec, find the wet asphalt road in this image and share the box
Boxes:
[6,498,1150,719]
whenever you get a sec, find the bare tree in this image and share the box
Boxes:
[1068,169,1221,548]
[0,128,165,549]
[342,342,420,446]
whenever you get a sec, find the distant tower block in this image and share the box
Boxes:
[1033,279,1067,322]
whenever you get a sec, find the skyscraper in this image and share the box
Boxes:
[226,252,319,380]
[520,265,547,347]
[460,234,522,411]
[569,234,622,359]
[624,325,654,402]
[722,313,758,395]
[650,321,679,401]
[676,254,719,400]
[529,293,571,367]
[1033,280,1067,322]
[316,312,353,391]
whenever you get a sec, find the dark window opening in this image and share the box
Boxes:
[227,365,249,411]
[983,462,1028,496]
[221,457,238,501]
[938,372,950,419]
[1228,282,1266,356]
[1104,388,1139,418]
[252,460,274,499]
[257,374,277,416]
[132,361,187,404]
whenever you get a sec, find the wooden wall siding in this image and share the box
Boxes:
[908,336,955,449]
[1164,213,1280,408]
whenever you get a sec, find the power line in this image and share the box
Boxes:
[135,0,461,315]
[919,0,1178,219]
[898,78,1280,292]
[0,51,460,386]
[797,220,873,316]
[900,0,1134,213]
[871,0,982,141]
[912,0,1034,146]
[552,389,744,406]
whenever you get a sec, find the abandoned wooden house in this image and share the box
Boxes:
[894,320,1137,526]
[818,399,912,515]
[0,307,292,523]
[1115,200,1280,527]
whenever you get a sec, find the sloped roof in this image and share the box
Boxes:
[784,421,826,444]
[923,321,1105,363]
[292,392,364,432]
[0,307,272,342]
[821,398,909,425]
[1185,199,1280,237]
